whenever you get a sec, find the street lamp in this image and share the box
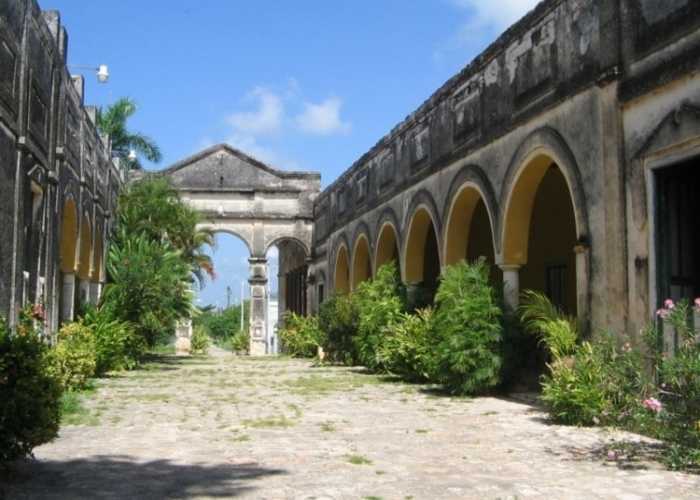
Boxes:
[68,64,109,83]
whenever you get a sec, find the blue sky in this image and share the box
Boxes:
[40,0,539,308]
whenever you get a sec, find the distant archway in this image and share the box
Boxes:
[351,233,371,290]
[334,243,350,294]
[404,206,440,303]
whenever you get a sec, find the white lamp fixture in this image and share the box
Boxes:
[68,64,109,83]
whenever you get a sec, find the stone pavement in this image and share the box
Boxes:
[2,350,698,500]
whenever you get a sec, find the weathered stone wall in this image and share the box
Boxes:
[0,0,121,327]
[311,0,700,338]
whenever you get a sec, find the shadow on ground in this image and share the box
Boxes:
[1,455,287,499]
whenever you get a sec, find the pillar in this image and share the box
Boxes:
[77,277,90,305]
[500,264,521,312]
[89,282,101,304]
[574,242,589,332]
[248,257,268,356]
[60,271,76,322]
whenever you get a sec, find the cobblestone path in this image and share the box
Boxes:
[2,353,698,499]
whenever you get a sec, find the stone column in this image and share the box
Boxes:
[499,265,521,312]
[574,242,590,332]
[278,272,287,327]
[77,277,90,305]
[89,282,101,304]
[60,271,76,322]
[248,257,268,356]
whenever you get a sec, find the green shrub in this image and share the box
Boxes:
[279,312,323,358]
[318,292,360,365]
[651,298,700,470]
[229,329,250,352]
[378,308,433,382]
[81,307,138,374]
[429,258,504,395]
[189,325,210,355]
[354,262,404,372]
[539,331,653,427]
[0,309,61,464]
[45,322,97,392]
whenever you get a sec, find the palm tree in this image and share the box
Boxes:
[96,96,163,169]
[116,174,217,288]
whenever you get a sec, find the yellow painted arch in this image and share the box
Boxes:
[333,244,350,294]
[403,206,439,283]
[59,198,78,272]
[351,233,371,290]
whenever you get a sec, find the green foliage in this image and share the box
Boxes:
[0,310,61,464]
[102,231,194,350]
[80,306,137,374]
[652,298,700,471]
[318,292,360,365]
[429,258,504,395]
[45,322,96,392]
[189,325,210,355]
[540,331,653,427]
[96,96,163,169]
[377,308,434,382]
[229,329,250,352]
[117,175,216,288]
[204,306,246,345]
[354,262,405,372]
[518,289,579,360]
[279,312,324,358]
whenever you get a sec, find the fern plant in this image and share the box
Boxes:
[518,289,579,361]
[429,258,504,395]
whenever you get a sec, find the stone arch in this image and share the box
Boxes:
[374,220,400,278]
[77,215,92,279]
[351,230,372,290]
[198,225,253,256]
[92,227,104,283]
[443,165,499,268]
[333,237,351,294]
[403,197,441,301]
[500,127,588,263]
[59,196,78,272]
[501,127,586,316]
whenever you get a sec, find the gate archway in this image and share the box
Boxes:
[152,144,321,355]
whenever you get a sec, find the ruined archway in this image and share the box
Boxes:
[152,143,321,355]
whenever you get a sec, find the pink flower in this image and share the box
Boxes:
[695,297,700,309]
[657,308,668,318]
[643,397,662,412]
[664,299,675,309]
[606,450,617,459]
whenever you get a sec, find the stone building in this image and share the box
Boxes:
[0,0,122,330]
[308,0,700,342]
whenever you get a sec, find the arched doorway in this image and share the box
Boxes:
[351,233,371,290]
[58,197,78,322]
[444,185,500,283]
[334,243,350,294]
[374,221,400,278]
[404,206,440,306]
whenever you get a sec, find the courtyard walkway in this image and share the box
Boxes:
[2,351,698,499]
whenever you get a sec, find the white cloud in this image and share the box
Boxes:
[296,98,352,135]
[436,0,541,62]
[226,87,284,136]
[448,0,540,33]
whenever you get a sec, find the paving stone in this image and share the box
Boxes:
[1,352,698,499]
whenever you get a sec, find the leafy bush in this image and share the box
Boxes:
[0,309,61,464]
[378,308,433,382]
[189,325,210,355]
[80,306,138,375]
[318,292,360,365]
[229,329,250,353]
[651,298,700,470]
[539,332,653,427]
[45,322,97,392]
[354,262,404,372]
[429,258,504,395]
[279,312,323,358]
[102,230,195,352]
